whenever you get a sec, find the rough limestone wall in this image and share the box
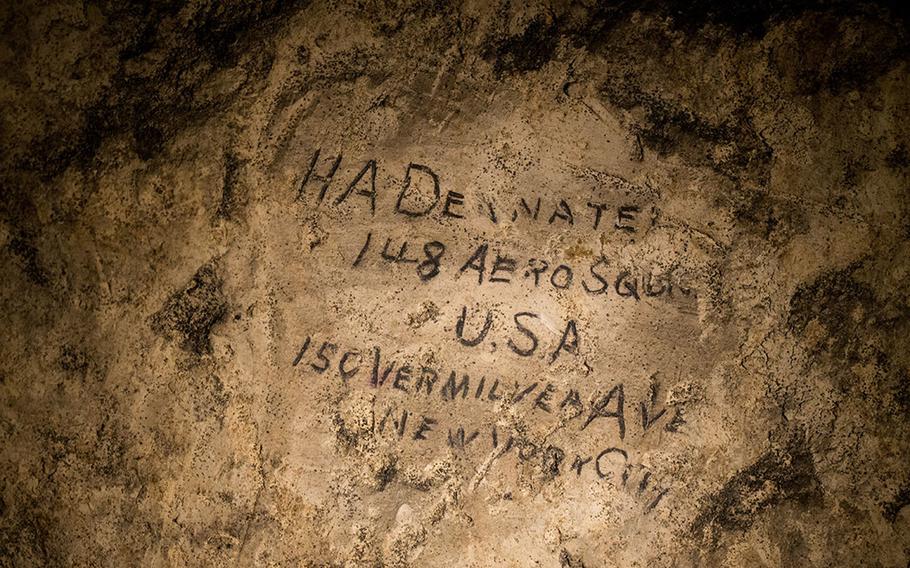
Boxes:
[1,1,909,566]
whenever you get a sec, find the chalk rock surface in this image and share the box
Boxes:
[1,1,909,566]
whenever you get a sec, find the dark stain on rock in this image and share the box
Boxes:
[58,345,90,377]
[151,261,228,356]
[0,498,56,566]
[7,233,49,287]
[559,548,587,567]
[787,262,880,365]
[891,366,910,418]
[788,262,910,452]
[882,483,910,522]
[8,1,300,180]
[662,0,906,37]
[661,0,808,36]
[690,437,822,548]
[770,9,908,97]
[842,157,874,189]
[886,143,910,169]
[534,0,910,66]
[485,17,560,75]
[732,189,807,241]
[133,120,166,162]
[600,79,773,186]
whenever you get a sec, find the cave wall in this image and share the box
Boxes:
[1,1,909,566]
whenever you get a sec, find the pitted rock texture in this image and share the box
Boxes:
[1,1,909,566]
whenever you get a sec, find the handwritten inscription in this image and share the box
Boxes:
[352,232,693,301]
[295,333,679,514]
[291,148,701,516]
[293,334,686,439]
[297,149,650,236]
[361,402,670,513]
